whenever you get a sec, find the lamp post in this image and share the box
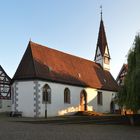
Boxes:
[45,100,47,118]
[44,88,51,119]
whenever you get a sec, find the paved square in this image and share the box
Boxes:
[0,117,140,140]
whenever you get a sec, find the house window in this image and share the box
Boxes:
[97,91,103,105]
[64,88,70,104]
[104,57,109,64]
[42,84,51,104]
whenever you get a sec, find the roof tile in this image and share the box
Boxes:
[13,41,118,91]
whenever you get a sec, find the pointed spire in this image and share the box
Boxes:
[95,9,110,58]
[94,8,111,71]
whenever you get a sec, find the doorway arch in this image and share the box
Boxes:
[80,90,87,111]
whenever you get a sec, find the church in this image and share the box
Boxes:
[11,15,118,117]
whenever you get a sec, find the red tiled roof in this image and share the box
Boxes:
[13,41,118,91]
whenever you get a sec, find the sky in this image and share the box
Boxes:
[0,0,140,79]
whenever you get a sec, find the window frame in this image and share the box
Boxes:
[42,84,51,104]
[64,88,71,104]
[104,57,109,64]
[97,91,103,105]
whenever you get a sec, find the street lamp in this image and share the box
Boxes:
[44,87,51,118]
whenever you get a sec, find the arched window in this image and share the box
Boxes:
[64,88,70,104]
[42,84,51,104]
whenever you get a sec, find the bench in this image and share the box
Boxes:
[10,111,22,117]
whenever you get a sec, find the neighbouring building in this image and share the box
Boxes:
[0,65,11,112]
[116,64,128,86]
[116,64,135,115]
[11,15,118,117]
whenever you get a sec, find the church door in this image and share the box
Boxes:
[80,90,87,111]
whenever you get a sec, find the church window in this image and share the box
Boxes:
[97,91,103,105]
[64,88,70,104]
[42,84,51,104]
[104,57,109,64]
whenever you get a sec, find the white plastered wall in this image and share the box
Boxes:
[95,47,103,66]
[12,81,35,117]
[12,80,116,117]
[103,46,110,71]
[97,90,116,113]
[39,81,83,117]
[0,99,11,112]
[95,46,110,71]
[85,88,116,113]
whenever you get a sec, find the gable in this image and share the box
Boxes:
[0,65,11,99]
[116,64,128,82]
[104,46,109,56]
[0,66,11,84]
[13,45,36,79]
[13,41,118,92]
[95,46,102,60]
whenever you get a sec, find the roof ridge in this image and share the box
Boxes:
[28,42,37,77]
[0,65,11,80]
[30,41,98,65]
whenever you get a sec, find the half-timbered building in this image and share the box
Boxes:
[0,65,11,112]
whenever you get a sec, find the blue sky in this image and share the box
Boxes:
[0,0,140,78]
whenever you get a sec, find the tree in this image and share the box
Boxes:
[118,34,140,112]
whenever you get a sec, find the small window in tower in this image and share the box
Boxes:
[104,57,109,64]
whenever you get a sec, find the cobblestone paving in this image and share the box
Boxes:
[0,119,140,140]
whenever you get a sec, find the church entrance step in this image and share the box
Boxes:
[73,111,103,116]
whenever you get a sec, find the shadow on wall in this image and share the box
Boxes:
[93,65,118,91]
[34,59,89,87]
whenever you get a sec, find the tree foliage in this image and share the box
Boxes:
[118,34,140,112]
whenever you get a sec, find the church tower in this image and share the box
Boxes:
[94,9,110,71]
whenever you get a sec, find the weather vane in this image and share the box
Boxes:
[100,5,103,19]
